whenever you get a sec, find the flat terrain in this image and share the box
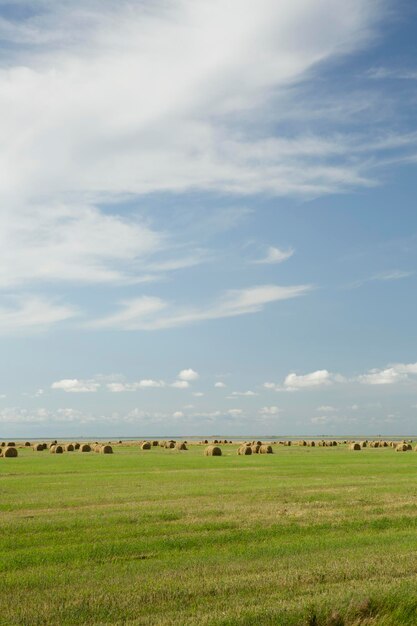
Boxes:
[1,443,417,625]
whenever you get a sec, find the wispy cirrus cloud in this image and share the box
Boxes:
[89,284,311,331]
[253,246,294,265]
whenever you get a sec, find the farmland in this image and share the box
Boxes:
[2,442,417,625]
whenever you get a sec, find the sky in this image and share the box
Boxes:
[0,0,417,438]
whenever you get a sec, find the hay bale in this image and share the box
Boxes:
[308,441,316,447]
[65,443,75,452]
[33,443,44,451]
[3,446,18,457]
[152,440,159,446]
[166,441,175,449]
[80,444,91,452]
[299,440,307,446]
[396,443,409,452]
[204,445,222,456]
[251,444,261,453]
[141,441,151,450]
[24,441,31,447]
[175,442,187,450]
[360,441,367,448]
[7,442,16,447]
[259,444,273,454]
[238,445,252,455]
[350,442,361,450]
[101,445,113,454]
[1,442,5,447]
[74,443,80,450]
[50,445,56,453]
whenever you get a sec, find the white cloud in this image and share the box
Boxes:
[284,369,334,390]
[358,362,417,385]
[214,382,226,388]
[178,369,199,381]
[259,406,281,415]
[193,392,205,397]
[171,380,190,389]
[138,379,166,388]
[51,379,100,393]
[227,408,243,416]
[253,246,294,265]
[172,411,184,418]
[229,390,258,397]
[0,0,386,211]
[89,283,311,330]
[0,296,76,333]
[317,405,337,412]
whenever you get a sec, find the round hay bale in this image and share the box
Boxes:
[94,444,102,453]
[24,441,31,447]
[251,444,260,453]
[80,444,91,452]
[259,444,273,454]
[50,445,56,453]
[204,439,208,444]
[238,445,252,455]
[308,441,316,447]
[152,440,159,446]
[396,443,409,452]
[65,443,75,452]
[101,445,113,454]
[74,442,80,450]
[1,442,5,447]
[350,442,361,450]
[7,442,16,447]
[141,441,151,450]
[3,446,18,457]
[166,441,175,449]
[360,441,367,448]
[204,445,222,456]
[299,440,307,446]
[33,443,44,451]
[175,442,187,450]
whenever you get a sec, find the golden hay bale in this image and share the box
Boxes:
[299,440,307,446]
[94,444,101,453]
[152,440,159,446]
[204,439,209,444]
[259,444,273,454]
[204,445,222,456]
[251,444,260,453]
[360,441,367,448]
[175,442,187,450]
[65,443,75,452]
[1,442,5,447]
[350,442,361,450]
[141,441,151,450]
[50,445,56,453]
[308,441,316,447]
[238,445,252,455]
[101,445,113,454]
[396,443,409,452]
[3,446,18,457]
[166,441,175,449]
[80,444,91,452]
[33,443,44,451]
[74,443,80,450]
[7,442,16,447]
[24,441,31,447]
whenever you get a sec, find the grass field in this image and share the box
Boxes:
[2,442,417,625]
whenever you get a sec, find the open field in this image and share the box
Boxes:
[2,442,417,625]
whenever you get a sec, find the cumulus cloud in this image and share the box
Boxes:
[178,369,199,381]
[264,369,341,392]
[358,362,417,385]
[253,246,294,265]
[229,390,258,397]
[227,408,243,416]
[214,382,226,388]
[259,406,281,415]
[51,379,100,393]
[171,380,190,389]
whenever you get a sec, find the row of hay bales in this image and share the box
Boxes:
[238,442,273,455]
[48,443,113,454]
[200,439,233,444]
[349,440,415,451]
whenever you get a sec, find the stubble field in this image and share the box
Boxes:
[1,442,417,625]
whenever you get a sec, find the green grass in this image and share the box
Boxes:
[2,443,417,625]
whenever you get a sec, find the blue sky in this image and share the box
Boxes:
[0,0,416,437]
